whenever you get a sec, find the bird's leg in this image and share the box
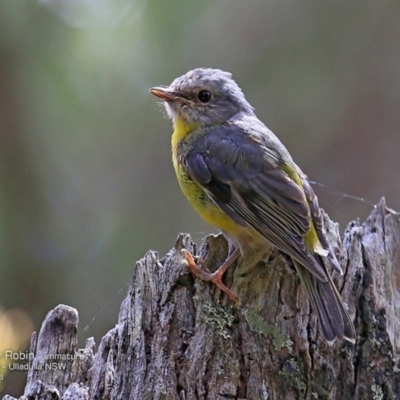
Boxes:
[182,248,241,303]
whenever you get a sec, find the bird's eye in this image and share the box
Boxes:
[198,90,212,103]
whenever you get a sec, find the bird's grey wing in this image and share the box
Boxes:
[183,124,328,281]
[302,178,342,274]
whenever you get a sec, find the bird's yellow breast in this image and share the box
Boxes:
[171,117,193,151]
[171,118,245,238]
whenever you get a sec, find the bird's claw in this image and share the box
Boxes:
[181,249,239,303]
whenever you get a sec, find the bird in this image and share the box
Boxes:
[150,67,356,343]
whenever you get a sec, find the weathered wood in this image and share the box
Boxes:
[3,198,400,399]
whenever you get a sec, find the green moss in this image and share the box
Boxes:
[201,302,235,340]
[279,357,307,393]
[243,307,293,351]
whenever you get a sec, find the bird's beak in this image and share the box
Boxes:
[150,87,181,102]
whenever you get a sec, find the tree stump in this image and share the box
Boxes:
[3,198,400,400]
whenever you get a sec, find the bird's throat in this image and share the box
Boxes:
[171,117,197,151]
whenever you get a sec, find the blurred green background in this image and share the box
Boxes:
[1,0,399,395]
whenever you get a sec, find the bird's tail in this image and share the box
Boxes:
[293,259,356,344]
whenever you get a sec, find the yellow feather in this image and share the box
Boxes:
[171,117,193,151]
[280,162,325,254]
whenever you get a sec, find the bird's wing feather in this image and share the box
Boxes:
[184,123,328,281]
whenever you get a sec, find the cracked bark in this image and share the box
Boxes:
[3,198,400,400]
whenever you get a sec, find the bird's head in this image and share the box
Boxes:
[150,68,254,129]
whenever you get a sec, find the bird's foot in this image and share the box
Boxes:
[181,249,240,304]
